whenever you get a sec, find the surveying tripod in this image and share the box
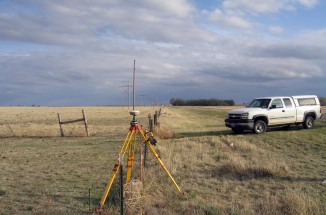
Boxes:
[97,110,183,211]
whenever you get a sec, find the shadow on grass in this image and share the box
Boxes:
[274,176,326,183]
[176,126,307,138]
[178,130,231,138]
[206,165,326,183]
[178,120,326,138]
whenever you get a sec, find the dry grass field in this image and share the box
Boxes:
[0,106,325,214]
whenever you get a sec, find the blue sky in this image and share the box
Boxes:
[0,0,325,106]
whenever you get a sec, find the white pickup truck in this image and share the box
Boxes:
[225,95,322,134]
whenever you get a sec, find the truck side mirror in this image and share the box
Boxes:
[270,105,276,109]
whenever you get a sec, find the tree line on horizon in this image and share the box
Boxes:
[170,98,235,106]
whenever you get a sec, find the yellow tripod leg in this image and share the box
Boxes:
[126,130,139,183]
[97,130,134,211]
[140,130,183,194]
[120,130,134,155]
[126,139,134,183]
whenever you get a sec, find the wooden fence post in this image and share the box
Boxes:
[82,110,90,137]
[154,111,158,126]
[144,113,153,168]
[148,113,153,132]
[57,110,90,137]
[57,113,65,137]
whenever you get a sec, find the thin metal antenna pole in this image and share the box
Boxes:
[133,60,136,111]
[128,81,130,110]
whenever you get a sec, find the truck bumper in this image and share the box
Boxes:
[225,119,254,130]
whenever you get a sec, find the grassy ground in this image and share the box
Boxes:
[0,106,325,214]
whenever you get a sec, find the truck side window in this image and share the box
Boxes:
[283,98,293,108]
[297,98,316,106]
[271,99,283,108]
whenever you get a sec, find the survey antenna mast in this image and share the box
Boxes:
[133,60,136,111]
[129,60,139,117]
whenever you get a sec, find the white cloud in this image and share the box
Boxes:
[222,0,319,13]
[297,0,318,8]
[223,0,287,13]
[297,28,326,45]
[140,0,195,18]
[268,25,284,34]
[208,9,252,29]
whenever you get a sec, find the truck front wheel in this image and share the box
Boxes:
[253,120,267,134]
[303,116,314,129]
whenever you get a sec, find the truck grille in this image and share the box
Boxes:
[228,114,241,120]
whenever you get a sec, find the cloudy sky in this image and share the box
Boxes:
[1,0,325,106]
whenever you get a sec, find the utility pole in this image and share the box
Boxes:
[119,81,132,109]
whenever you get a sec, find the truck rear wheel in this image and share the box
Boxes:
[303,116,314,129]
[253,120,266,134]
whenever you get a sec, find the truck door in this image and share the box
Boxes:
[282,98,296,123]
[268,98,287,125]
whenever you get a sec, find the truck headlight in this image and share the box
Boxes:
[241,113,249,119]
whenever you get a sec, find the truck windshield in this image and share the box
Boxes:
[248,99,271,108]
